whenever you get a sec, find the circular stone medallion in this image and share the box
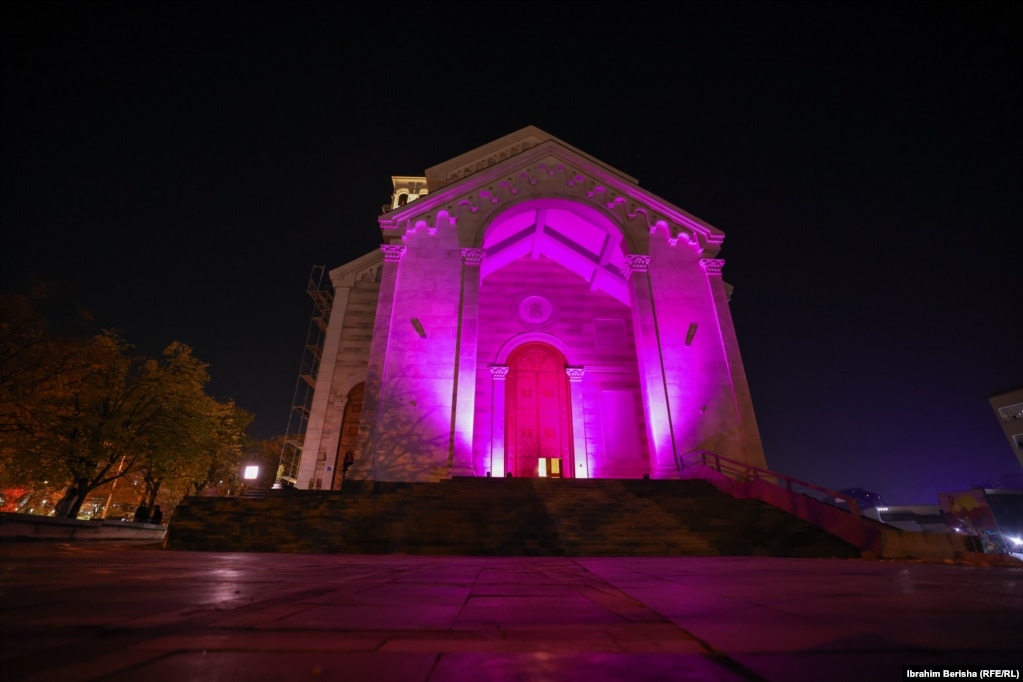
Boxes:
[515,294,557,328]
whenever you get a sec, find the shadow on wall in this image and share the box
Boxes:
[357,372,454,482]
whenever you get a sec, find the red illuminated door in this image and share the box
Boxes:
[506,343,572,478]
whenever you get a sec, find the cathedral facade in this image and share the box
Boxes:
[292,127,766,488]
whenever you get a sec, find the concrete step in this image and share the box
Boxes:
[165,478,860,558]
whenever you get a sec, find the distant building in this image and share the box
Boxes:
[283,127,766,488]
[989,386,1023,470]
[866,505,952,534]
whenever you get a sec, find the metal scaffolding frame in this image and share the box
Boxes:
[276,265,333,487]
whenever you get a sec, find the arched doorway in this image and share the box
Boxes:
[331,383,364,489]
[506,342,573,478]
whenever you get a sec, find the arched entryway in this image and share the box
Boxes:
[331,382,364,489]
[506,342,573,477]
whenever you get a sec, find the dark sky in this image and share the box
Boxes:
[3,1,1021,504]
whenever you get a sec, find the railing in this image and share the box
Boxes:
[677,449,862,521]
[677,449,991,561]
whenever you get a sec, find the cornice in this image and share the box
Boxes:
[329,248,384,287]
[379,143,725,255]
[424,126,637,189]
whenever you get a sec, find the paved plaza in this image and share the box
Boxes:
[1,543,1021,681]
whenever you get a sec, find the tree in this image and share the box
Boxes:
[1,295,254,519]
[0,328,238,518]
[136,394,252,509]
[0,290,88,438]
[191,399,253,495]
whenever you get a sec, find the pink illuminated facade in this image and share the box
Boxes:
[294,127,766,487]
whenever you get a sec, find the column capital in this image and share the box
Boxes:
[461,248,485,266]
[699,258,725,275]
[381,244,407,263]
[620,254,651,279]
[489,365,510,380]
[565,366,585,383]
[332,396,348,411]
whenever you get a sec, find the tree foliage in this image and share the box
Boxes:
[0,290,85,437]
[136,393,253,508]
[0,293,251,518]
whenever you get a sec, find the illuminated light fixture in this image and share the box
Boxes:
[1007,535,1023,547]
[538,459,548,477]
[243,465,260,480]
[411,318,427,338]
[685,323,698,346]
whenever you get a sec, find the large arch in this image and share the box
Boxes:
[495,331,577,366]
[473,196,647,480]
[479,198,633,306]
[330,382,364,489]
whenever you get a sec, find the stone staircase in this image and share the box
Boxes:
[535,479,716,556]
[164,478,860,558]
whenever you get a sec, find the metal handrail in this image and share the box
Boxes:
[677,449,862,521]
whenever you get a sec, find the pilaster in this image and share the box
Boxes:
[488,364,509,477]
[700,258,766,467]
[451,248,484,476]
[349,244,405,479]
[565,366,589,478]
[623,254,677,478]
[295,283,351,489]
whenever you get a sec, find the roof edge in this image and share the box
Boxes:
[424,126,637,190]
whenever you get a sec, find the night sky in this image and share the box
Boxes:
[3,2,1021,504]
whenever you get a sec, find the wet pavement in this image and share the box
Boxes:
[1,543,1021,681]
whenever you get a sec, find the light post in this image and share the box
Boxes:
[241,464,259,495]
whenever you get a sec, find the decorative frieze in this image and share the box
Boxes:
[381,244,406,263]
[436,139,541,187]
[489,365,510,380]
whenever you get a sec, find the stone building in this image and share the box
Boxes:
[989,386,1023,470]
[288,127,766,488]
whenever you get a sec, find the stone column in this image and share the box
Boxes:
[700,258,766,468]
[450,248,484,476]
[488,364,509,477]
[295,280,350,489]
[623,254,677,478]
[565,366,588,478]
[349,244,405,480]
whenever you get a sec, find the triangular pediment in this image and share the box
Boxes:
[424,126,637,190]
[382,129,726,259]
[329,248,383,287]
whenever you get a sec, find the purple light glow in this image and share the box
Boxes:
[481,199,630,306]
[307,131,765,485]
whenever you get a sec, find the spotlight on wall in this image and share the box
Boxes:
[685,323,698,346]
[243,465,260,480]
[411,318,427,338]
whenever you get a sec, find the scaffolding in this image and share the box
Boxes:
[276,265,334,487]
